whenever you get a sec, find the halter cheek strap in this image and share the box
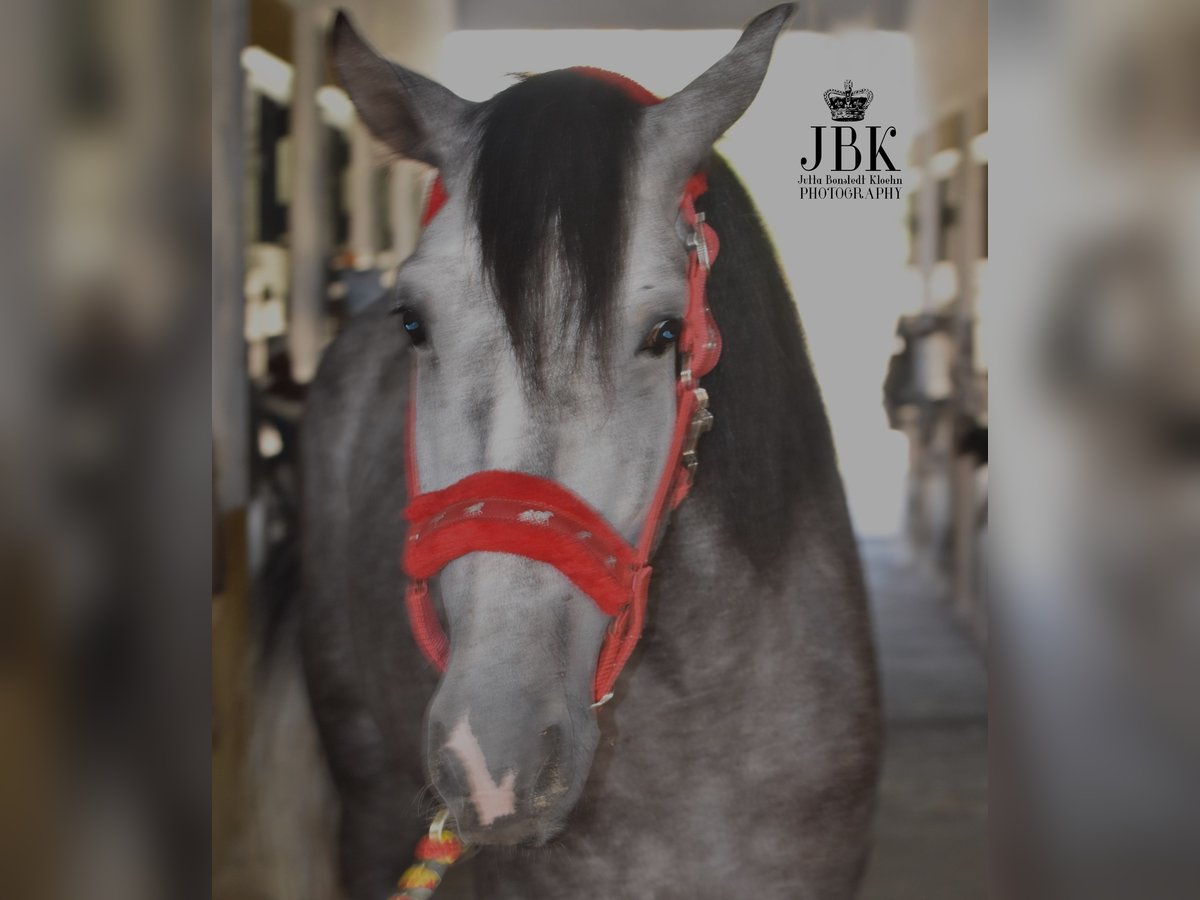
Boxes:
[402,70,720,705]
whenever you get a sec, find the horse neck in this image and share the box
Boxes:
[640,157,860,684]
[688,156,850,571]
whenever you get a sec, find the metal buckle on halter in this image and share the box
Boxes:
[429,808,451,841]
[686,212,711,270]
[681,387,714,475]
[679,351,693,388]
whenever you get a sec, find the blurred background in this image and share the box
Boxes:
[212,1,988,898]
[991,1,1200,897]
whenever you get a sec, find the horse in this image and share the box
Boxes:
[299,5,880,897]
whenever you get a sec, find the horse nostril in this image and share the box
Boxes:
[531,725,568,807]
[430,749,462,799]
[539,724,563,762]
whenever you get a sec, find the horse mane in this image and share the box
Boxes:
[471,70,640,375]
[696,157,848,571]
[472,71,845,571]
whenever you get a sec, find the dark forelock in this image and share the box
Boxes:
[471,70,642,376]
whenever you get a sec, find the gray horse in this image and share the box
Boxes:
[301,5,879,897]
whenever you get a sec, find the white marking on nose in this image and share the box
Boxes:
[465,502,485,516]
[445,715,516,827]
[518,509,553,524]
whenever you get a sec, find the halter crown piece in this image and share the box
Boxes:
[401,68,722,712]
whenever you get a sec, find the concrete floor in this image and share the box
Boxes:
[857,537,988,900]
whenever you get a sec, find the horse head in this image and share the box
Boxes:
[330,4,793,846]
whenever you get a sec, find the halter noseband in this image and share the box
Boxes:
[402,69,721,705]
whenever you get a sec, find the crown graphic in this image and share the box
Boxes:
[823,79,874,122]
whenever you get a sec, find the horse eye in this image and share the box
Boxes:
[642,317,682,356]
[392,305,428,346]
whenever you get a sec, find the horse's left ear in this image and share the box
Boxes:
[642,3,795,193]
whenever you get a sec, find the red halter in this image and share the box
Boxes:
[403,69,721,704]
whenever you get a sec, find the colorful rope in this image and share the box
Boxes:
[390,811,467,900]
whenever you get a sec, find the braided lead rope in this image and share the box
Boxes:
[390,810,468,900]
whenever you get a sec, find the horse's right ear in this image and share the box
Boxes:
[329,10,476,173]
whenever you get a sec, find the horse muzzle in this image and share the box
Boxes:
[427,700,595,845]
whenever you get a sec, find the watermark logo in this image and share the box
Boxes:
[824,79,873,122]
[798,78,904,200]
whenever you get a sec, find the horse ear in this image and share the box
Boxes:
[329,10,476,172]
[642,3,794,192]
